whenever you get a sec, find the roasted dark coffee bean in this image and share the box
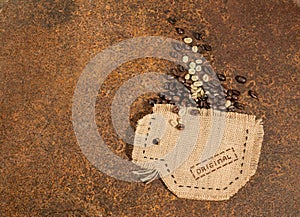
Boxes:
[226,95,232,100]
[172,105,180,113]
[217,73,226,81]
[162,100,168,104]
[167,17,177,25]
[184,81,192,88]
[148,99,156,106]
[227,89,233,96]
[176,123,185,130]
[186,79,193,85]
[175,28,185,34]
[177,64,185,72]
[167,75,175,80]
[172,42,182,51]
[164,95,172,101]
[232,89,241,96]
[170,51,178,58]
[198,101,205,108]
[197,45,205,54]
[155,98,162,104]
[202,44,212,51]
[231,94,239,101]
[152,138,160,145]
[227,105,236,112]
[248,90,259,100]
[193,31,203,40]
[158,92,165,99]
[205,102,211,109]
[190,109,200,116]
[233,102,244,110]
[201,94,208,101]
[170,68,180,77]
[235,75,247,84]
[178,77,185,83]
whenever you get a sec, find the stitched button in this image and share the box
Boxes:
[152,138,160,145]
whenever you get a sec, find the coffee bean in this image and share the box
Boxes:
[196,65,202,72]
[172,105,180,113]
[205,102,211,109]
[195,59,203,64]
[248,90,259,100]
[176,123,185,130]
[183,44,192,50]
[197,45,205,54]
[172,95,181,102]
[170,68,179,76]
[182,55,189,63]
[170,51,178,58]
[227,105,236,112]
[156,98,162,104]
[235,75,247,84]
[198,100,205,108]
[152,138,160,145]
[202,44,212,51]
[172,42,182,51]
[168,82,176,91]
[193,31,203,40]
[192,46,198,53]
[183,37,193,44]
[226,95,232,100]
[191,75,199,81]
[175,83,183,90]
[185,79,193,86]
[217,73,226,81]
[167,17,177,25]
[175,28,185,34]
[217,105,226,111]
[233,90,241,96]
[190,109,200,116]
[164,94,172,101]
[178,77,185,83]
[167,75,175,80]
[177,64,185,72]
[189,61,196,69]
[202,74,209,82]
[233,102,244,110]
[188,68,195,75]
[231,94,239,101]
[225,100,231,108]
[148,99,155,106]
[158,92,166,99]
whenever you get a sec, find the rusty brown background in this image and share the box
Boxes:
[1,0,299,216]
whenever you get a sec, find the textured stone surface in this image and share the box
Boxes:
[1,0,299,216]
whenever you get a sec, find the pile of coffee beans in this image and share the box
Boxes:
[147,16,259,113]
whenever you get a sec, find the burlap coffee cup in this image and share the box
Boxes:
[132,104,264,201]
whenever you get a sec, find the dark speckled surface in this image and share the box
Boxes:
[1,0,299,216]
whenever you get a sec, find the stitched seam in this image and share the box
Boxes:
[142,128,249,191]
